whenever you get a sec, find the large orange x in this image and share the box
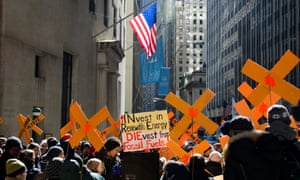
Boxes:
[17,114,44,143]
[167,139,211,164]
[61,104,120,140]
[235,82,281,130]
[241,50,300,106]
[67,102,120,151]
[165,89,218,144]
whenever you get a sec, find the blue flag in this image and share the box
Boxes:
[158,67,170,96]
[140,37,163,84]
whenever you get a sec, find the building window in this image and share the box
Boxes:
[34,56,45,78]
[89,0,95,14]
[113,7,117,37]
[179,66,183,72]
[61,52,73,126]
[103,0,109,27]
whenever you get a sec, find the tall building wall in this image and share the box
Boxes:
[0,1,125,139]
[175,0,206,97]
[206,0,300,120]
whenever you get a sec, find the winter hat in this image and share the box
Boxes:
[6,158,27,177]
[47,137,59,148]
[267,104,290,125]
[220,115,253,136]
[5,136,23,150]
[267,104,295,141]
[104,137,121,151]
[45,145,64,160]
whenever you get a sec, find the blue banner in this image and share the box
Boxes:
[140,37,163,84]
[157,67,170,96]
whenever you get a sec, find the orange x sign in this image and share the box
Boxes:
[167,139,211,164]
[235,82,281,130]
[165,90,218,144]
[66,102,120,151]
[241,50,300,106]
[17,114,44,144]
[0,117,2,124]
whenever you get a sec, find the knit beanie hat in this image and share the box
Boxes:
[6,158,27,177]
[47,137,59,148]
[45,145,64,160]
[104,137,121,151]
[267,104,291,125]
[220,115,254,136]
[267,104,295,141]
[5,136,23,150]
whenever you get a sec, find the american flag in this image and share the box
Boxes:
[130,2,157,58]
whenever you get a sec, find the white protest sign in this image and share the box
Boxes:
[121,110,170,152]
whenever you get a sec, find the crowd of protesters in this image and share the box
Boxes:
[0,104,300,180]
[0,134,121,180]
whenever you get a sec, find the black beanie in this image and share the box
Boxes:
[45,145,64,160]
[220,115,253,136]
[104,137,121,151]
[267,104,290,125]
[6,136,23,150]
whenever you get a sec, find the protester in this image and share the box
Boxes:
[59,134,83,180]
[86,158,105,175]
[39,139,48,156]
[222,115,287,179]
[188,153,209,180]
[95,136,122,180]
[27,142,41,169]
[205,151,223,178]
[82,158,105,180]
[5,158,27,180]
[160,160,190,180]
[19,149,41,180]
[44,157,64,180]
[80,141,93,164]
[0,136,23,180]
[266,104,300,179]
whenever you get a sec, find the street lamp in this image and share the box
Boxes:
[32,107,42,142]
[152,97,167,110]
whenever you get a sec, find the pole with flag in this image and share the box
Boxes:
[130,2,157,58]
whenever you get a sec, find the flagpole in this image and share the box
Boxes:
[92,0,157,38]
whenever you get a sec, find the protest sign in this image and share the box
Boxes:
[121,110,169,152]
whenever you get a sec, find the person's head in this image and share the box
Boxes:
[161,160,189,180]
[213,143,223,153]
[188,154,207,179]
[27,142,41,157]
[208,151,223,164]
[6,158,27,180]
[188,153,206,169]
[104,137,121,158]
[20,149,35,161]
[267,104,296,141]
[5,136,23,158]
[45,145,64,161]
[86,158,105,174]
[80,141,91,156]
[47,137,59,148]
[40,139,48,154]
[0,136,7,147]
[220,115,254,137]
[267,104,291,125]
